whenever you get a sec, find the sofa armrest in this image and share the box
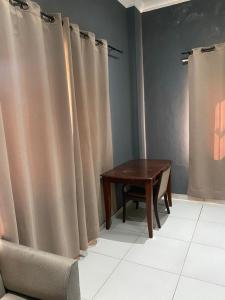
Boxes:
[0,240,80,300]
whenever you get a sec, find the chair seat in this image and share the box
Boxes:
[126,184,158,199]
[126,186,145,198]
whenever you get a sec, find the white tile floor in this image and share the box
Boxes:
[78,195,225,300]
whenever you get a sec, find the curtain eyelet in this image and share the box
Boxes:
[9,0,29,10]
[40,12,55,23]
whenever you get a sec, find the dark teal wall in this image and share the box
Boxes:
[127,7,139,159]
[142,0,225,193]
[37,0,138,166]
[127,7,143,159]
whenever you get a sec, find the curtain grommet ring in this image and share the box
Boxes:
[201,46,216,53]
[80,32,89,40]
[9,0,29,10]
[41,12,55,23]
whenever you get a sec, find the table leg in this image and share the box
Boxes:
[145,180,153,238]
[167,172,172,207]
[103,178,111,229]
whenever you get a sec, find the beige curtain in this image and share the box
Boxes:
[188,44,225,200]
[63,19,114,227]
[0,0,113,257]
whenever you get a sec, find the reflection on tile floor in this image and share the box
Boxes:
[78,195,225,300]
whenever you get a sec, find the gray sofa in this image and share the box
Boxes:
[0,240,81,300]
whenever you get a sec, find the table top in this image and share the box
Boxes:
[101,159,171,181]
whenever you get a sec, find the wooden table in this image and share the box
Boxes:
[101,159,172,238]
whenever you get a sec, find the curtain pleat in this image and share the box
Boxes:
[188,44,225,200]
[63,19,114,242]
[0,105,19,243]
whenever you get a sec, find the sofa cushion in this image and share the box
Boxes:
[1,293,32,299]
[0,274,5,298]
[0,240,80,300]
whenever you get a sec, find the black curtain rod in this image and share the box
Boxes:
[182,46,215,56]
[66,23,123,55]
[9,0,123,55]
[79,31,123,54]
[181,46,216,64]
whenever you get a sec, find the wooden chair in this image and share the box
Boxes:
[122,167,171,228]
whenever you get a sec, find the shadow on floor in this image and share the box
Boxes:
[95,200,170,245]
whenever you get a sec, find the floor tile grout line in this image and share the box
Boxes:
[91,258,122,300]
[88,249,128,261]
[91,234,142,300]
[172,203,203,300]
[158,214,225,227]
[140,231,196,243]
[91,252,132,299]
[191,240,225,252]
[173,197,225,206]
[196,218,225,226]
[89,232,189,263]
[123,257,181,277]
[157,214,201,222]
[181,274,225,289]
[167,216,200,221]
[79,252,120,299]
[143,229,225,249]
[120,234,142,259]
[172,198,205,204]
[88,233,142,261]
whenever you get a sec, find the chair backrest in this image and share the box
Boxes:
[158,167,171,199]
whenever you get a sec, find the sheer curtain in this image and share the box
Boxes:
[0,0,113,257]
[188,44,225,200]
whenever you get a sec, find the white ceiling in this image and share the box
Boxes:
[118,0,191,12]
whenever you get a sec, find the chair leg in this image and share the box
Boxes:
[135,201,139,210]
[123,194,126,223]
[153,198,161,228]
[164,193,170,214]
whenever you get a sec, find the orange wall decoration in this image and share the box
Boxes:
[214,100,225,160]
